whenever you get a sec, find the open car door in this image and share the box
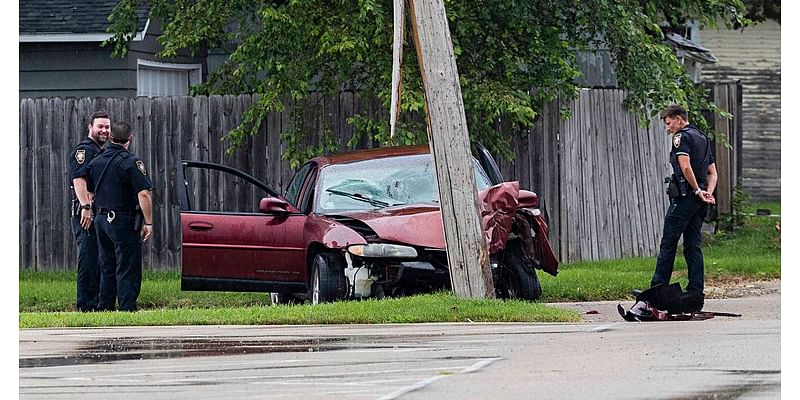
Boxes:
[474,142,504,185]
[177,161,307,294]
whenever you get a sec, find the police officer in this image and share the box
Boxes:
[87,121,153,312]
[69,110,110,311]
[650,104,717,310]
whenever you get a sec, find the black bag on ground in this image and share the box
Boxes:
[636,283,704,314]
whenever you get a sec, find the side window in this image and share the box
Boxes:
[284,162,314,208]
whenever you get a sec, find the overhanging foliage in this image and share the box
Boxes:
[106,0,751,166]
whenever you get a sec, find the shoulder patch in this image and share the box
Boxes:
[75,150,86,164]
[136,160,147,176]
[673,133,682,148]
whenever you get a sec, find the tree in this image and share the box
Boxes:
[742,0,780,24]
[106,0,750,165]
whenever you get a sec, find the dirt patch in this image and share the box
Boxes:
[703,277,780,299]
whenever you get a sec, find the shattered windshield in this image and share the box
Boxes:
[315,154,492,213]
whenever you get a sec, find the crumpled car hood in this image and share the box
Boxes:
[329,182,521,251]
[333,204,447,249]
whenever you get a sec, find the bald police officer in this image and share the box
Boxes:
[650,104,717,311]
[69,110,109,311]
[87,121,154,312]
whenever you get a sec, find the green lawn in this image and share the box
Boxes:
[20,292,581,328]
[19,201,779,327]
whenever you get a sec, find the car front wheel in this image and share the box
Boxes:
[310,253,347,304]
[495,242,542,301]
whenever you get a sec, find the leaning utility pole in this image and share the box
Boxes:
[391,0,494,298]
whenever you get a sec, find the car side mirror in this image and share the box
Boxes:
[518,190,539,208]
[259,197,291,214]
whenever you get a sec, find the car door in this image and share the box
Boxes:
[474,142,504,185]
[177,161,308,294]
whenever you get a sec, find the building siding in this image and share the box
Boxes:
[20,20,208,99]
[700,20,780,200]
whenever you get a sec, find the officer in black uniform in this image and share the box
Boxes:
[86,121,154,312]
[650,104,717,309]
[69,110,110,311]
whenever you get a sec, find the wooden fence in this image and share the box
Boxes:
[19,87,739,270]
[707,82,743,218]
[501,90,673,262]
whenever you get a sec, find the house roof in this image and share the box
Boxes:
[665,32,718,64]
[20,0,150,42]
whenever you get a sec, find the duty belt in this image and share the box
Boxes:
[96,208,137,215]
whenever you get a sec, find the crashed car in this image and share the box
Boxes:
[178,145,558,304]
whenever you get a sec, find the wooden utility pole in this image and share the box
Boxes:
[401,0,494,298]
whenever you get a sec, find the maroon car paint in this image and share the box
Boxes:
[303,214,369,249]
[181,212,307,282]
[518,189,538,208]
[480,181,519,254]
[329,205,446,249]
[530,211,559,276]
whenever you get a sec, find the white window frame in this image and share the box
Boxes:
[137,59,203,97]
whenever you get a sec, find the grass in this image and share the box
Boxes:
[19,200,780,328]
[19,270,270,313]
[19,292,580,328]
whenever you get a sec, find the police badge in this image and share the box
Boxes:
[75,150,86,164]
[673,133,681,148]
[136,160,147,175]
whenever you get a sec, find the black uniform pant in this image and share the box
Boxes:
[71,216,100,311]
[95,213,143,312]
[651,195,708,293]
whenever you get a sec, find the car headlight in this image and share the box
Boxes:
[347,244,418,258]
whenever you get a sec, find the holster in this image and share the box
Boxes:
[133,205,144,232]
[666,175,688,198]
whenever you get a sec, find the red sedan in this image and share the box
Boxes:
[178,145,558,304]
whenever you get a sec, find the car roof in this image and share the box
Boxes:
[312,145,432,166]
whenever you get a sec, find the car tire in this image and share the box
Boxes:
[496,242,542,301]
[310,253,347,304]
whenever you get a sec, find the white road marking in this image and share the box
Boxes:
[587,323,618,333]
[375,357,503,400]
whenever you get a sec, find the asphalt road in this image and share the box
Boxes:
[19,291,781,400]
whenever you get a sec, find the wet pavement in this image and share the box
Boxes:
[19,292,781,399]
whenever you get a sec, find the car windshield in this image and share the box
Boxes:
[315,154,493,213]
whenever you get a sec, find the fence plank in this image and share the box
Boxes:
[714,85,732,216]
[53,98,70,269]
[605,90,637,258]
[578,91,595,260]
[280,96,294,191]
[208,95,224,211]
[251,95,268,199]
[591,90,609,260]
[565,95,581,262]
[266,107,282,190]
[20,99,35,269]
[32,99,50,270]
[154,97,172,268]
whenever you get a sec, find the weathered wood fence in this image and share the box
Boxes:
[502,90,673,262]
[19,86,740,270]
